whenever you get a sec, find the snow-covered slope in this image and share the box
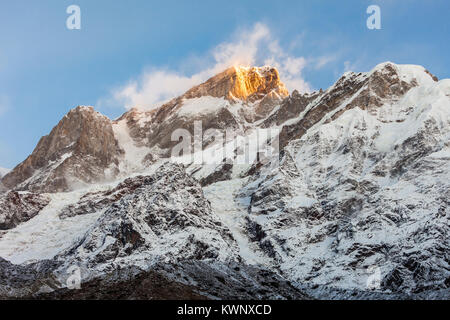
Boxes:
[0,163,307,299]
[238,65,450,296]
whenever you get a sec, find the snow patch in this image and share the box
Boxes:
[0,167,10,178]
[113,119,152,174]
[177,97,229,117]
[0,190,102,264]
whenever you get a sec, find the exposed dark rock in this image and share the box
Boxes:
[0,191,50,230]
[199,163,233,186]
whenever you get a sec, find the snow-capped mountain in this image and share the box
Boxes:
[240,63,450,296]
[0,63,448,299]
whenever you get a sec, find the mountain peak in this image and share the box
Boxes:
[368,62,439,85]
[183,66,289,103]
[2,104,123,192]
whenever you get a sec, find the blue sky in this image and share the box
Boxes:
[0,0,449,169]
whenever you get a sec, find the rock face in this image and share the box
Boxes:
[0,258,308,300]
[59,174,158,219]
[60,163,238,267]
[0,67,288,193]
[278,63,423,148]
[112,66,289,163]
[262,90,321,127]
[0,163,308,300]
[1,106,123,193]
[34,261,308,300]
[0,62,449,300]
[184,66,288,103]
[0,191,50,230]
[238,63,450,296]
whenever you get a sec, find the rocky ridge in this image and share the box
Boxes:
[1,107,123,193]
[0,62,449,299]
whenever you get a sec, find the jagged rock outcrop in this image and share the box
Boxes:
[0,191,51,230]
[184,66,288,103]
[0,257,62,298]
[0,163,308,299]
[55,163,239,269]
[199,162,234,186]
[277,63,436,148]
[59,174,159,219]
[0,258,308,300]
[1,106,123,193]
[114,66,289,161]
[0,67,289,192]
[262,90,321,127]
[238,65,450,296]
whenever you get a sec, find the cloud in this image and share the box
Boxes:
[100,23,312,111]
[111,70,205,110]
[314,55,338,70]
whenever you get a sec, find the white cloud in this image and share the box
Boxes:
[101,23,312,111]
[314,55,338,70]
[112,70,205,110]
[343,60,360,73]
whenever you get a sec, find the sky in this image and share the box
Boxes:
[0,0,449,169]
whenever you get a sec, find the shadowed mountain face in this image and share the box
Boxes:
[1,107,123,193]
[0,62,449,300]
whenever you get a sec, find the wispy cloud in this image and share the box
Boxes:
[99,23,313,111]
[313,54,339,70]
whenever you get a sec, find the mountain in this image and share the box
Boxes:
[1,107,123,193]
[0,62,449,299]
[2,66,288,193]
[241,63,450,296]
[183,66,288,102]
